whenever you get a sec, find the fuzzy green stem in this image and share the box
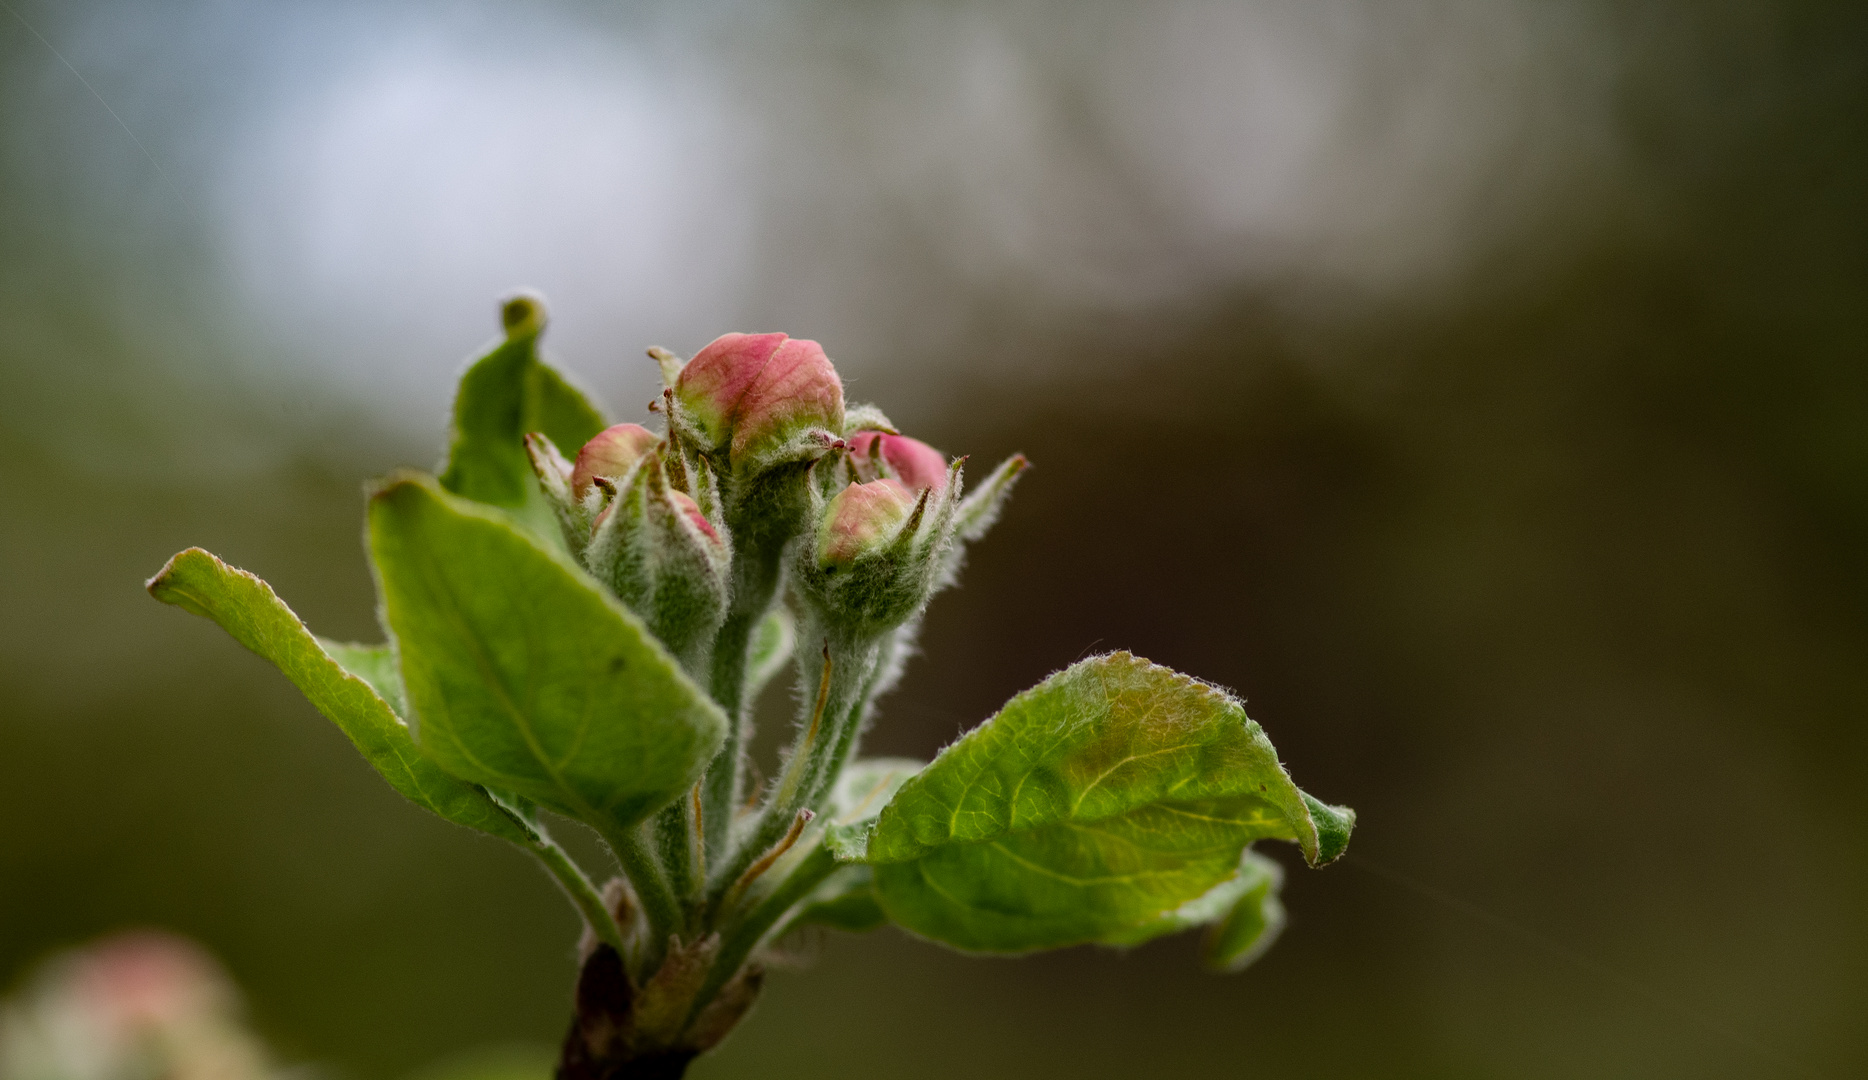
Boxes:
[699,469,804,868]
[708,629,881,907]
[651,788,706,928]
[525,836,627,955]
[699,604,760,862]
[605,823,682,971]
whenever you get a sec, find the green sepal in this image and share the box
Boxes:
[144,547,532,845]
[366,473,728,838]
[839,403,897,435]
[438,295,607,541]
[582,451,731,669]
[858,652,1351,954]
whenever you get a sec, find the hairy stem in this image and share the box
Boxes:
[605,824,682,972]
[698,603,760,863]
[707,628,881,908]
[699,466,810,870]
[650,790,704,927]
[526,835,627,956]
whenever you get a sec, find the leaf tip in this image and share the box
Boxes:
[1301,793,1355,867]
[145,547,223,617]
[499,289,548,340]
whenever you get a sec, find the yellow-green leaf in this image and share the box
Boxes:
[145,548,532,845]
[860,652,1350,953]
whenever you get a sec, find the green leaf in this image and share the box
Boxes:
[438,314,606,539]
[319,638,408,718]
[860,652,1352,953]
[1094,847,1286,972]
[145,548,532,845]
[367,474,727,837]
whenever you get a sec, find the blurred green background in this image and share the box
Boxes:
[2,0,1864,1076]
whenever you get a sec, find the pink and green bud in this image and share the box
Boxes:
[572,423,660,500]
[816,479,919,568]
[674,332,845,471]
[847,431,949,494]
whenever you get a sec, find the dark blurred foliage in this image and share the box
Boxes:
[2,1,1865,1078]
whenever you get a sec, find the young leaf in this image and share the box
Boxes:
[1202,849,1288,972]
[821,757,923,861]
[438,297,607,538]
[857,652,1352,953]
[367,474,728,837]
[144,548,532,845]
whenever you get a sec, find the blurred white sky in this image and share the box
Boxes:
[27,0,1623,438]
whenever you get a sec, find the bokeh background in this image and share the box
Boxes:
[3,0,1865,1076]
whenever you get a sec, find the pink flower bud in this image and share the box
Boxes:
[847,431,948,494]
[572,423,660,500]
[675,332,844,467]
[816,479,918,567]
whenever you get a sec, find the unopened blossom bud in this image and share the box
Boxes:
[584,451,732,669]
[817,479,918,567]
[526,423,661,557]
[672,332,844,475]
[796,457,964,638]
[847,431,949,494]
[572,423,659,500]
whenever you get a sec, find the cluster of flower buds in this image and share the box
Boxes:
[527,422,732,672]
[524,329,1023,683]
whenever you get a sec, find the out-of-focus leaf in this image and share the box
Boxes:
[859,652,1351,953]
[782,866,888,934]
[1202,850,1287,972]
[438,310,606,541]
[145,548,531,845]
[745,607,796,701]
[367,474,726,837]
[319,639,407,718]
[821,757,922,861]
